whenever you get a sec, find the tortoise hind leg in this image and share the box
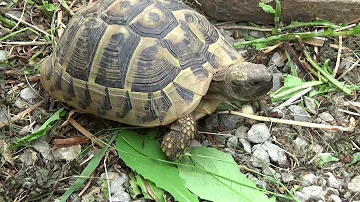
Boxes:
[161,114,196,160]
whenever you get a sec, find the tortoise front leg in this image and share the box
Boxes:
[161,114,196,160]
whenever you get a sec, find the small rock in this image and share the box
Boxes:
[330,195,341,202]
[325,172,340,189]
[239,138,251,153]
[256,179,267,189]
[205,115,219,131]
[271,73,283,92]
[326,187,339,196]
[302,186,326,201]
[19,149,38,166]
[281,173,295,183]
[235,126,249,139]
[348,175,360,193]
[262,167,281,179]
[249,30,264,38]
[304,96,317,114]
[294,137,309,151]
[226,136,238,149]
[268,52,285,68]
[250,145,270,168]
[295,191,309,202]
[262,141,287,165]
[317,112,335,124]
[343,192,351,199]
[0,50,7,64]
[189,140,202,148]
[288,105,311,122]
[309,143,323,154]
[32,138,53,161]
[20,87,38,103]
[218,114,243,130]
[133,198,147,202]
[15,99,27,109]
[0,108,7,124]
[247,123,270,143]
[52,145,81,161]
[302,173,318,186]
[112,191,131,202]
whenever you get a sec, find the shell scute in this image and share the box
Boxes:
[101,0,153,25]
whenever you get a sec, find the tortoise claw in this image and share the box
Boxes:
[161,114,196,160]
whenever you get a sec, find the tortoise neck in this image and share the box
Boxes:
[204,80,229,101]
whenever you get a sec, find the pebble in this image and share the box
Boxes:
[304,96,317,114]
[239,138,251,153]
[325,172,340,189]
[52,145,81,161]
[218,114,243,130]
[281,173,295,183]
[250,145,270,168]
[295,191,309,202]
[262,141,287,166]
[205,115,219,131]
[302,173,317,186]
[288,105,311,122]
[271,73,283,92]
[256,179,267,189]
[247,123,270,143]
[317,112,335,124]
[326,187,340,196]
[348,175,360,193]
[0,108,8,124]
[100,172,131,202]
[235,126,249,139]
[226,136,238,149]
[293,137,309,151]
[301,186,326,201]
[268,52,285,68]
[330,194,341,202]
[20,87,38,103]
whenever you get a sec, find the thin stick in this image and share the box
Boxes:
[333,36,342,77]
[5,13,50,36]
[217,111,354,131]
[0,100,44,129]
[68,117,105,148]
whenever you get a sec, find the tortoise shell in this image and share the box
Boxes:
[40,0,244,127]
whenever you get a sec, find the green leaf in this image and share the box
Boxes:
[12,107,66,148]
[60,134,117,202]
[283,19,342,30]
[115,130,198,202]
[259,3,275,14]
[346,153,360,167]
[315,156,339,168]
[179,147,272,202]
[270,74,324,102]
[42,0,57,12]
[136,175,166,202]
[129,172,142,199]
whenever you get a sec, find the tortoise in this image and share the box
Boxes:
[40,0,273,160]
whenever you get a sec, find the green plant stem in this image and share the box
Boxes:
[272,0,281,34]
[233,28,360,49]
[302,48,353,95]
[271,80,324,99]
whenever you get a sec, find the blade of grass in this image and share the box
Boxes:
[60,134,117,202]
[301,44,353,95]
[233,27,360,49]
[273,0,281,34]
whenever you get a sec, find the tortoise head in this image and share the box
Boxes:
[224,61,273,101]
[209,61,273,102]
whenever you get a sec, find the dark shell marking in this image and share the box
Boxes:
[40,0,241,127]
